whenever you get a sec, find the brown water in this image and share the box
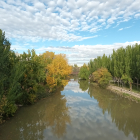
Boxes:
[0,78,140,140]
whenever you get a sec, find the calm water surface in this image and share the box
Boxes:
[0,78,140,140]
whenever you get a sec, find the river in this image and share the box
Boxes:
[0,77,140,140]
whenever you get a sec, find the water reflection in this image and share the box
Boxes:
[78,80,89,91]
[1,79,140,140]
[88,83,140,140]
[0,88,71,140]
[43,91,71,138]
[64,78,85,93]
[70,75,78,81]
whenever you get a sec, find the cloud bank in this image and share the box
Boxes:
[11,41,140,66]
[0,0,140,42]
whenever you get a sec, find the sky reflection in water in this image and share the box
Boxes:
[0,78,140,140]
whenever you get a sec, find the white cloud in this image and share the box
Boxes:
[57,0,64,6]
[34,2,46,10]
[78,35,98,41]
[0,0,140,42]
[90,27,100,33]
[11,45,28,51]
[11,41,138,66]
[119,28,123,31]
[67,96,94,104]
[134,13,140,18]
[119,26,132,31]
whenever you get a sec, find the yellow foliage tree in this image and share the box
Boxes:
[41,51,55,67]
[46,54,72,90]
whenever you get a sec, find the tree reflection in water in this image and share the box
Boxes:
[43,90,71,138]
[70,75,79,81]
[87,84,140,140]
[78,80,89,91]
[0,87,71,140]
[1,79,140,140]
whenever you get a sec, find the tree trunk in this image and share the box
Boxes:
[118,78,121,87]
[135,77,139,90]
[120,78,122,87]
[137,78,139,90]
[130,82,132,91]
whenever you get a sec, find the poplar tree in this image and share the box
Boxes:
[0,29,11,96]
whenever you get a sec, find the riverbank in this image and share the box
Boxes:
[107,85,140,102]
[0,85,65,125]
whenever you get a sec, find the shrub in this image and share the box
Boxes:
[0,95,17,124]
[92,68,112,88]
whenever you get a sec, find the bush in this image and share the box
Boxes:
[92,68,112,88]
[0,95,17,124]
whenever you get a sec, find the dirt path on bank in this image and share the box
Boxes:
[107,85,140,99]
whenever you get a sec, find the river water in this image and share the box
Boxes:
[0,77,140,140]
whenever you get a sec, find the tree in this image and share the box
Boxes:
[92,68,112,88]
[46,53,72,91]
[78,63,90,80]
[121,74,133,91]
[0,29,11,96]
[88,59,95,74]
[0,29,21,122]
[131,44,140,89]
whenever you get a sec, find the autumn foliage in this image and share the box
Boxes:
[41,52,72,91]
[92,68,112,88]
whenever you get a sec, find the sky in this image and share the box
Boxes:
[0,0,140,66]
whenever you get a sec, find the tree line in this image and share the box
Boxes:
[79,43,140,89]
[0,29,72,123]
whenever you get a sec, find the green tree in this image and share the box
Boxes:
[121,74,133,90]
[113,47,125,86]
[0,29,11,96]
[88,59,95,74]
[78,63,90,80]
[131,44,140,89]
[0,29,21,122]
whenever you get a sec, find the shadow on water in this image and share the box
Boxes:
[0,86,71,140]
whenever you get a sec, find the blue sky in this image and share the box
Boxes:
[0,0,140,66]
